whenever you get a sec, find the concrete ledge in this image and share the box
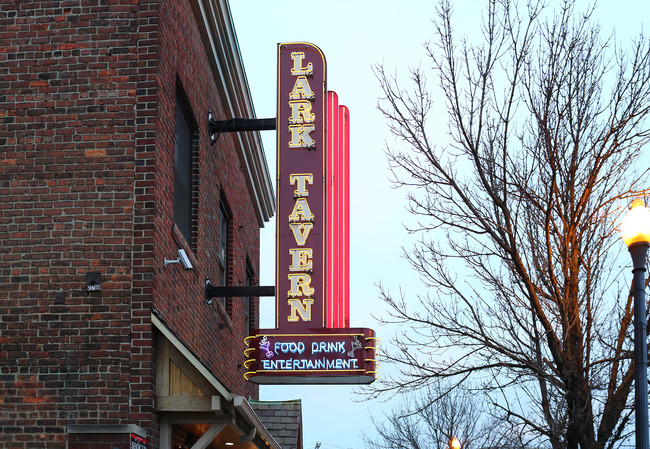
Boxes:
[67,424,147,438]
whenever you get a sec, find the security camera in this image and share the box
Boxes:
[164,249,193,271]
[177,249,192,270]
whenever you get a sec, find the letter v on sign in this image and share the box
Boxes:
[289,223,313,246]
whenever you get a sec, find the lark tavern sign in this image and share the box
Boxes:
[243,43,378,385]
[276,43,327,330]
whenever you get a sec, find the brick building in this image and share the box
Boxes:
[0,0,297,448]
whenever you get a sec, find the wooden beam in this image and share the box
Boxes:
[156,396,212,412]
[190,423,228,449]
[160,416,171,449]
[155,395,224,414]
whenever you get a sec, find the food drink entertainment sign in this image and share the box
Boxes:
[244,328,377,384]
[244,43,377,385]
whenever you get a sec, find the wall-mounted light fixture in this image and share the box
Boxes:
[164,249,193,270]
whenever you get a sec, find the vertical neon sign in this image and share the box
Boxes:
[245,43,377,385]
[276,43,327,331]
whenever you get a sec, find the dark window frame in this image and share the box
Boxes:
[217,194,232,311]
[245,260,256,336]
[173,88,198,249]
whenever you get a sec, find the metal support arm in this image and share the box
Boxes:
[205,279,275,300]
[208,112,276,144]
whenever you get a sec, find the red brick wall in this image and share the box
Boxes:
[0,0,262,447]
[0,1,143,447]
[128,0,159,443]
[151,0,261,399]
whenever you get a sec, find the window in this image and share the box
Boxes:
[173,92,195,247]
[217,198,230,309]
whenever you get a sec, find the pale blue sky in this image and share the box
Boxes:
[228,2,649,448]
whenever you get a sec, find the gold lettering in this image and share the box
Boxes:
[288,124,316,149]
[289,100,315,124]
[289,76,315,100]
[289,223,313,246]
[289,248,313,272]
[287,298,314,322]
[288,197,314,222]
[289,173,313,197]
[287,273,315,297]
[290,52,313,76]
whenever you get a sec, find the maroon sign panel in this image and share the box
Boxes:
[275,43,327,331]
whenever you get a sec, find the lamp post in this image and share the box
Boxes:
[621,198,650,449]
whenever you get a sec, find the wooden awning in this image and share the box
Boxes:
[153,313,281,449]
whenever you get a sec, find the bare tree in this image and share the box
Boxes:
[369,1,650,449]
[363,384,521,449]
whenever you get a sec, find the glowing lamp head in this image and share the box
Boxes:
[621,199,650,247]
[449,437,461,449]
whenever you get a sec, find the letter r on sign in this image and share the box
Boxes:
[287,273,315,297]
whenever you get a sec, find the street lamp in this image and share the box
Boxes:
[621,198,650,449]
[449,437,461,449]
